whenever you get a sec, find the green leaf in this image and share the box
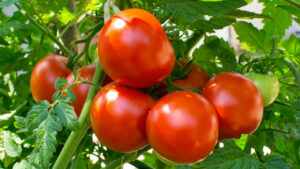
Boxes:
[55,99,79,131]
[67,88,77,103]
[31,115,62,168]
[13,160,35,169]
[224,9,272,19]
[296,112,300,134]
[233,134,248,150]
[191,16,236,32]
[0,0,20,8]
[57,7,75,25]
[193,140,260,169]
[52,90,61,102]
[233,21,265,53]
[14,116,27,130]
[193,36,237,75]
[0,131,22,157]
[281,34,300,57]
[260,0,293,40]
[162,0,247,24]
[262,155,291,169]
[26,101,50,130]
[0,21,26,36]
[54,77,68,89]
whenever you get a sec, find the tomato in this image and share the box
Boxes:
[202,72,264,139]
[65,65,112,117]
[91,83,155,152]
[98,8,175,88]
[152,61,209,98]
[30,55,71,103]
[146,91,219,163]
[173,62,210,90]
[246,73,280,106]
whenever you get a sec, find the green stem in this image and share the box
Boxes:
[104,146,151,169]
[70,135,88,169]
[130,160,154,169]
[283,0,300,10]
[16,4,73,58]
[53,61,106,169]
[260,128,289,134]
[273,101,298,112]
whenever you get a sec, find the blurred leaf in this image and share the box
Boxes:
[0,130,22,157]
[67,88,77,103]
[281,34,300,57]
[260,0,293,40]
[54,77,68,89]
[0,21,26,36]
[0,0,19,8]
[162,0,247,24]
[233,21,265,53]
[13,160,35,169]
[193,36,237,75]
[57,7,75,25]
[224,9,272,19]
[262,155,291,169]
[193,140,260,169]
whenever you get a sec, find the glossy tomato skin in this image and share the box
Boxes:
[98,8,175,88]
[146,91,219,164]
[173,62,210,90]
[203,72,264,139]
[91,83,155,152]
[30,55,71,103]
[65,65,95,117]
[246,73,280,106]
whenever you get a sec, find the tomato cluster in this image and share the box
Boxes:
[29,8,270,165]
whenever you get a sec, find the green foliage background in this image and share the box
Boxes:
[0,0,299,168]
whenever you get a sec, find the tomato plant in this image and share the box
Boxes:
[146,91,219,163]
[98,8,175,88]
[1,0,300,169]
[246,72,280,106]
[203,72,264,139]
[30,55,71,103]
[91,83,155,152]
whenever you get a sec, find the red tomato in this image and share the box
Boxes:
[30,55,71,103]
[65,65,112,117]
[91,83,155,152]
[173,62,210,90]
[98,8,175,88]
[202,72,264,139]
[152,62,209,98]
[146,91,219,163]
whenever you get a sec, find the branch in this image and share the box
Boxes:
[283,0,300,10]
[16,4,73,57]
[53,61,106,169]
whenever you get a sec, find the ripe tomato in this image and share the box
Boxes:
[91,83,155,152]
[173,61,210,90]
[152,61,209,98]
[203,72,264,139]
[98,8,175,88]
[146,91,219,163]
[30,55,71,103]
[246,73,280,106]
[66,65,112,117]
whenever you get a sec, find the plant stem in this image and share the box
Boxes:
[130,160,154,169]
[53,61,105,169]
[16,3,73,58]
[104,146,151,169]
[283,0,300,10]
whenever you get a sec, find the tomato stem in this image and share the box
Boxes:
[53,61,106,169]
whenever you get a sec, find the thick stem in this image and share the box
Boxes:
[53,61,105,169]
[283,0,300,10]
